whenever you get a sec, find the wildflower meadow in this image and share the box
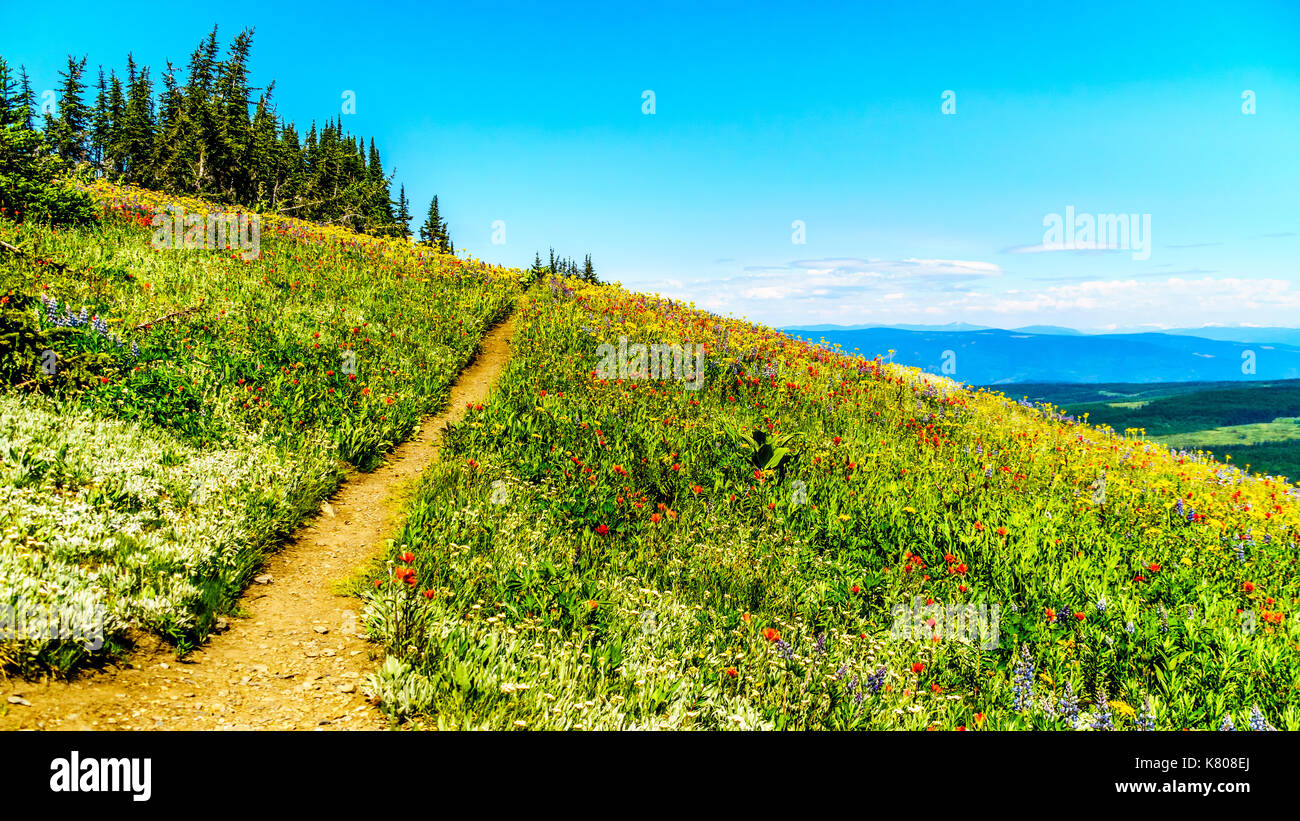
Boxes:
[357,279,1300,730]
[2,181,521,672]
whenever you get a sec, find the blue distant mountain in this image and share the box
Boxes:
[1159,326,1300,347]
[789,322,991,332]
[782,326,1300,384]
[1012,325,1084,336]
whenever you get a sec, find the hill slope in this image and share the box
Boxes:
[1,182,523,673]
[356,280,1300,730]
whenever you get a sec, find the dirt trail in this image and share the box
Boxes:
[0,313,516,731]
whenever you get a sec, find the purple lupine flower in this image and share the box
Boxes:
[1137,697,1155,731]
[1011,644,1034,712]
[1249,705,1275,731]
[866,666,887,694]
[775,639,795,661]
[1057,681,1080,729]
[1091,687,1114,730]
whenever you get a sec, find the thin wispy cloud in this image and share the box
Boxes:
[647,265,1300,331]
[1002,243,1130,256]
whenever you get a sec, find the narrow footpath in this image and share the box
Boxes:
[0,314,517,731]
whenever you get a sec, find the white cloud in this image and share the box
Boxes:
[647,265,1300,330]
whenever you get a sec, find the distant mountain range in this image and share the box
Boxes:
[782,325,1300,384]
[787,323,1300,345]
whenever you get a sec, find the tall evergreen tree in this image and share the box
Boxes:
[419,194,452,252]
[47,55,89,164]
[3,31,403,237]
[89,66,109,171]
[214,28,255,202]
[17,66,36,129]
[0,57,19,127]
[120,57,156,184]
[395,184,412,240]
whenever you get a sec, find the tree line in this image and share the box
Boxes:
[1,25,599,277]
[530,249,598,283]
[3,27,410,240]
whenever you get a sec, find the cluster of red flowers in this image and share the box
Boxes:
[901,550,927,575]
[389,551,436,600]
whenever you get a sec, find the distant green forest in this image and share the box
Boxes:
[1066,385,1300,437]
[1192,440,1300,481]
[1005,379,1300,406]
[985,379,1300,482]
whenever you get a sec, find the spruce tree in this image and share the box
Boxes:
[120,59,156,184]
[17,66,36,129]
[48,55,90,164]
[90,66,109,171]
[0,57,18,127]
[215,29,255,202]
[419,195,437,245]
[420,194,452,251]
[396,185,412,240]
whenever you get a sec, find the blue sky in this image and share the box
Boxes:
[4,0,1298,329]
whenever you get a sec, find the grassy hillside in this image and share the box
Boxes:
[357,281,1300,730]
[7,185,1299,731]
[1,182,522,673]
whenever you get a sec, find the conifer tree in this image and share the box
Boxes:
[17,66,36,129]
[48,55,89,164]
[89,66,109,171]
[0,57,19,127]
[120,58,156,184]
[395,184,412,240]
[3,30,402,237]
[419,194,452,251]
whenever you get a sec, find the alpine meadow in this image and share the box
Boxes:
[2,8,1299,753]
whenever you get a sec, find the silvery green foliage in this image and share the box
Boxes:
[0,394,340,664]
[364,655,437,720]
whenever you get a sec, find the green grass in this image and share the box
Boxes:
[357,280,1300,731]
[1,183,522,675]
[1157,417,1300,448]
